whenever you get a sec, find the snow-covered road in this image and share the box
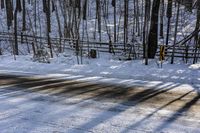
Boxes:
[0,74,200,133]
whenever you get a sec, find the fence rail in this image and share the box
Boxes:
[0,32,199,60]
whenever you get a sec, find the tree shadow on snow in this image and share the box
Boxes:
[0,74,199,132]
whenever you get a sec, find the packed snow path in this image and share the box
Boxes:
[0,74,200,133]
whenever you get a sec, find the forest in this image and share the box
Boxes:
[0,1,200,132]
[0,0,200,65]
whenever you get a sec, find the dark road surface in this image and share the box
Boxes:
[0,73,200,133]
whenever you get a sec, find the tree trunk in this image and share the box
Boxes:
[160,0,164,38]
[143,0,151,64]
[5,0,13,30]
[166,0,172,50]
[148,0,160,58]
[171,2,180,64]
[1,0,5,9]
[193,8,200,64]
[46,0,53,58]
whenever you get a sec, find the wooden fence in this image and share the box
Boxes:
[0,32,199,60]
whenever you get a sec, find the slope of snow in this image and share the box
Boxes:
[0,50,199,133]
[0,53,199,87]
[0,87,198,133]
[0,75,199,133]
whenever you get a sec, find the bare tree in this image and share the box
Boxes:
[148,0,160,58]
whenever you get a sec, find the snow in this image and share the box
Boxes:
[0,84,198,132]
[0,0,199,132]
[0,52,199,133]
[0,53,199,86]
[0,77,199,133]
[0,51,199,96]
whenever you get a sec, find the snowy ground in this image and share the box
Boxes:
[0,52,199,85]
[0,53,200,133]
[0,73,200,133]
